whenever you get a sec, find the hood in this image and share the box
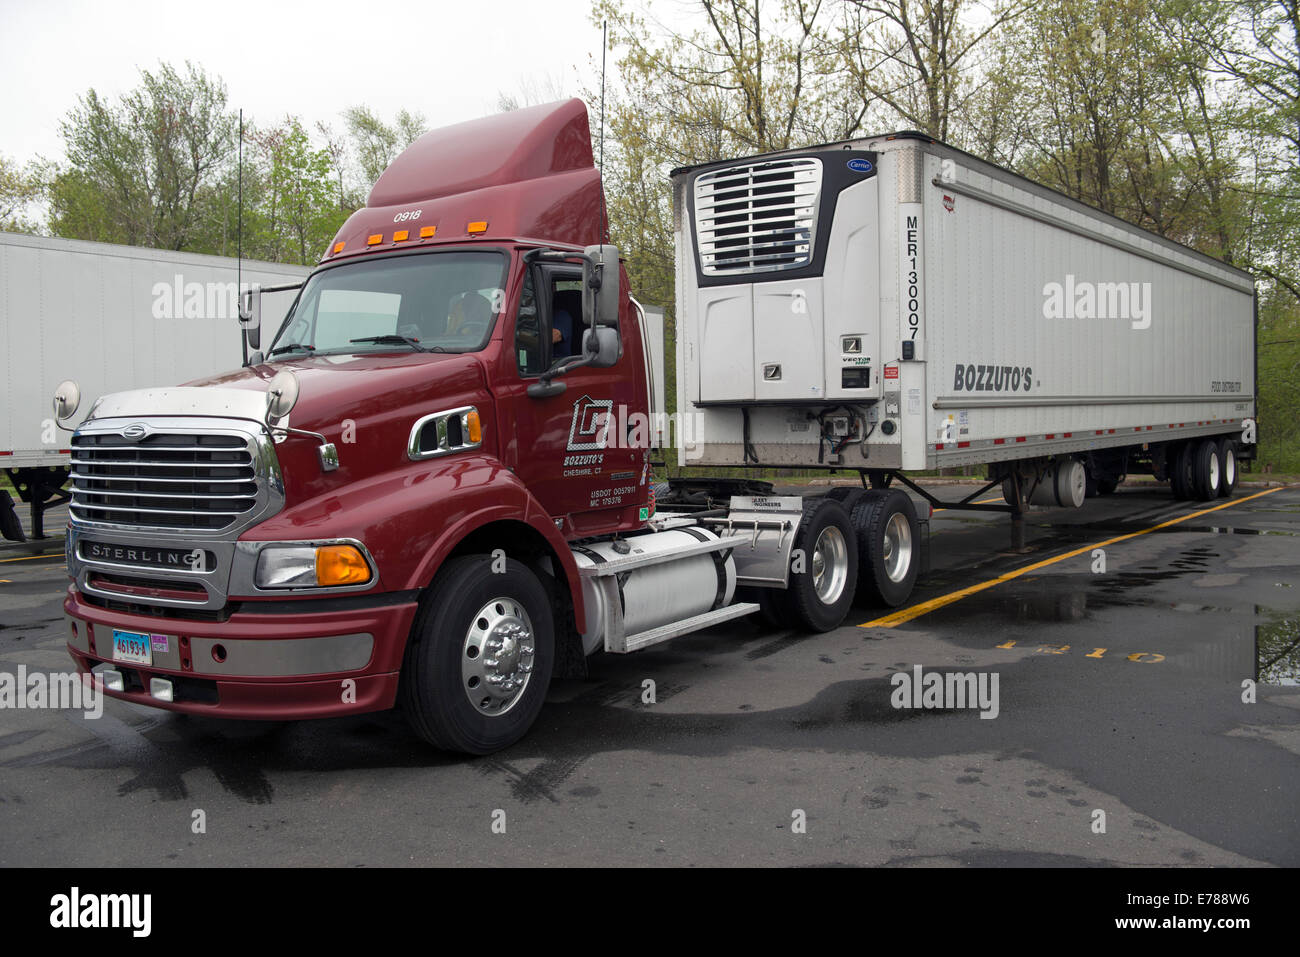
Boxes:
[174,352,488,435]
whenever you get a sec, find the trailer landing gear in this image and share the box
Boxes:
[2,467,71,542]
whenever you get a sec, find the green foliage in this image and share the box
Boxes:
[0,154,44,232]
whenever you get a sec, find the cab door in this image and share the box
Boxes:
[494,260,647,537]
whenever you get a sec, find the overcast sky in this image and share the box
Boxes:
[0,0,606,166]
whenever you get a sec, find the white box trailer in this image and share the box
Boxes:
[0,232,309,539]
[671,132,1256,514]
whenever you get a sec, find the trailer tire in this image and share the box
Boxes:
[851,489,920,607]
[400,555,555,755]
[1217,439,1238,498]
[1096,475,1122,496]
[781,498,858,632]
[1191,439,1222,501]
[1169,444,1193,500]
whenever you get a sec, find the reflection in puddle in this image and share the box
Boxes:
[1257,612,1300,686]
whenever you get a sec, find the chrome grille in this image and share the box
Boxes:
[70,431,258,531]
[694,157,822,275]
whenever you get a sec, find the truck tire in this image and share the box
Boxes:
[1191,438,1222,501]
[1169,444,1193,500]
[778,498,859,632]
[851,489,920,607]
[1096,475,1122,496]
[1217,439,1238,498]
[824,486,866,511]
[400,555,555,755]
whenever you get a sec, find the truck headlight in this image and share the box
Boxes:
[255,544,372,588]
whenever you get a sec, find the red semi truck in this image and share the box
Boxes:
[58,99,1255,753]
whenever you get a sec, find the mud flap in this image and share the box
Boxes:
[916,516,930,577]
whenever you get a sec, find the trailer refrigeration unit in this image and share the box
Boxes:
[56,101,1256,754]
[0,232,308,541]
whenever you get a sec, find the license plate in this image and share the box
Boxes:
[111,629,152,665]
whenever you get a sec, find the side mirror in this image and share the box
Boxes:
[239,285,261,352]
[582,326,621,368]
[52,379,81,425]
[582,244,621,327]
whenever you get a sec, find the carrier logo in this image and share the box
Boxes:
[567,394,613,453]
[953,363,1034,392]
[847,158,873,173]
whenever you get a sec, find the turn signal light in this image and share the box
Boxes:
[465,409,482,444]
[316,545,372,586]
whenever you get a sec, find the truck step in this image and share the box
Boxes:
[608,602,761,654]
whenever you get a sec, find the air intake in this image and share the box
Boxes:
[693,157,822,276]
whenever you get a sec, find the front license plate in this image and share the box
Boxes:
[111,629,152,666]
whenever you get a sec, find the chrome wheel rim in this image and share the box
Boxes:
[1224,448,1235,486]
[1209,450,1220,490]
[882,512,913,583]
[462,598,535,716]
[811,526,849,605]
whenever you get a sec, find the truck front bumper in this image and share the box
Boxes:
[63,586,419,720]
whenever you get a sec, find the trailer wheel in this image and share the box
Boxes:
[1169,444,1193,500]
[1096,475,1122,496]
[400,555,555,754]
[851,489,920,607]
[1191,439,1222,501]
[1217,439,1238,498]
[779,498,859,632]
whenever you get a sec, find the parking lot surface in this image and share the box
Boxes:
[1,484,1297,866]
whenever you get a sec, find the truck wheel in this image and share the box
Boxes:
[1169,444,1193,500]
[1217,439,1238,498]
[780,498,858,632]
[400,555,554,755]
[1191,439,1222,501]
[851,489,920,607]
[1096,474,1122,496]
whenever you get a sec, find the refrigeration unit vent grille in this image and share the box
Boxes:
[694,158,822,276]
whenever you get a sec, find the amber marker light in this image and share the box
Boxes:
[393,229,409,242]
[419,226,436,239]
[332,241,345,254]
[467,221,488,234]
[465,409,482,444]
[367,234,383,246]
[316,545,371,586]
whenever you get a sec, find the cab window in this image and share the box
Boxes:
[515,268,585,376]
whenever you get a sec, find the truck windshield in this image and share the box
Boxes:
[268,251,507,356]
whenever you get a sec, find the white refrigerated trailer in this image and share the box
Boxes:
[0,232,308,540]
[670,130,1256,514]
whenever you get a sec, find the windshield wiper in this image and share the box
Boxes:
[349,334,430,352]
[268,343,316,358]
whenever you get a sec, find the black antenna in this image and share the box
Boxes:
[599,19,608,244]
[237,108,246,366]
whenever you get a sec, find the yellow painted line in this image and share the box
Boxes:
[861,485,1289,629]
[933,495,1003,513]
[0,553,63,564]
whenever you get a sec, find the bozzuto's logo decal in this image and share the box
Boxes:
[563,395,612,474]
[952,364,1034,392]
